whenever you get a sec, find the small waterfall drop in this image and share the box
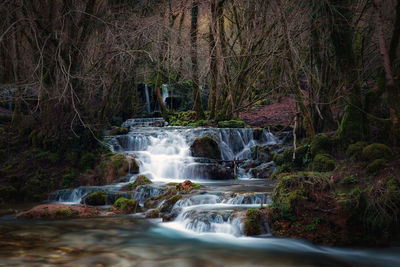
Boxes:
[144,84,151,113]
[161,84,169,106]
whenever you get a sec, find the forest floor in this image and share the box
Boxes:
[240,96,296,128]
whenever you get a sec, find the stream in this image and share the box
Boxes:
[1,118,399,266]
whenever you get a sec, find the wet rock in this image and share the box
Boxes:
[109,197,142,214]
[17,204,100,219]
[145,209,160,218]
[252,145,272,162]
[188,163,234,180]
[161,208,182,222]
[159,195,183,213]
[190,136,221,160]
[84,191,107,206]
[125,175,152,191]
[251,162,276,178]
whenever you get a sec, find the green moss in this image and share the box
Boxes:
[85,191,107,206]
[346,141,367,161]
[110,154,126,169]
[282,149,294,164]
[310,134,332,158]
[217,120,246,128]
[293,145,311,168]
[312,154,336,172]
[362,143,392,162]
[192,183,201,189]
[271,163,294,179]
[108,126,129,136]
[366,159,388,174]
[160,194,182,213]
[305,224,317,232]
[55,209,79,218]
[338,105,364,145]
[190,136,221,160]
[113,197,138,213]
[273,154,284,165]
[244,208,262,236]
[128,175,152,190]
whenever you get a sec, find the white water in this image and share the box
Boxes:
[144,84,151,113]
[161,84,169,106]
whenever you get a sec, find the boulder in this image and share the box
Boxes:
[84,191,107,206]
[251,162,276,178]
[190,136,221,160]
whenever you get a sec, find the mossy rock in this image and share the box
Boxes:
[244,208,263,236]
[310,134,332,158]
[312,154,336,172]
[128,175,152,190]
[273,154,284,166]
[190,136,221,160]
[218,120,246,128]
[108,126,129,136]
[112,197,140,214]
[85,191,107,206]
[293,145,311,169]
[362,143,392,163]
[159,194,182,213]
[366,159,388,174]
[346,141,367,161]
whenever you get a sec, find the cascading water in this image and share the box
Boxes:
[50,118,283,237]
[144,84,151,113]
[161,84,169,106]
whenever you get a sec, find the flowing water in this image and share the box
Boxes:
[1,118,399,266]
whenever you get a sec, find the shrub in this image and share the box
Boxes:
[346,141,367,161]
[362,143,392,162]
[366,159,388,174]
[312,154,336,172]
[310,134,332,158]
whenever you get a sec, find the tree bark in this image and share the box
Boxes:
[190,0,205,119]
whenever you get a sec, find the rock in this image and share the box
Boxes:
[190,136,221,160]
[310,134,332,158]
[159,195,182,213]
[251,162,276,178]
[190,163,234,180]
[252,145,272,162]
[312,154,336,172]
[366,159,388,174]
[243,208,270,236]
[161,208,182,222]
[145,209,160,218]
[110,197,142,214]
[346,141,367,160]
[17,204,100,219]
[126,175,152,190]
[84,191,107,206]
[177,180,194,191]
[362,143,392,163]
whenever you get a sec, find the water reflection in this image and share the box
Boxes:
[1,216,399,267]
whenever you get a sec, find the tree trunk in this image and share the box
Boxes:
[190,0,205,119]
[208,0,218,119]
[373,0,400,143]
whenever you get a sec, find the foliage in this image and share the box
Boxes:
[310,134,332,158]
[217,120,246,128]
[312,154,336,172]
[362,143,392,162]
[366,159,388,174]
[346,142,367,161]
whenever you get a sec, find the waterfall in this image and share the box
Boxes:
[161,84,169,106]
[145,84,151,113]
